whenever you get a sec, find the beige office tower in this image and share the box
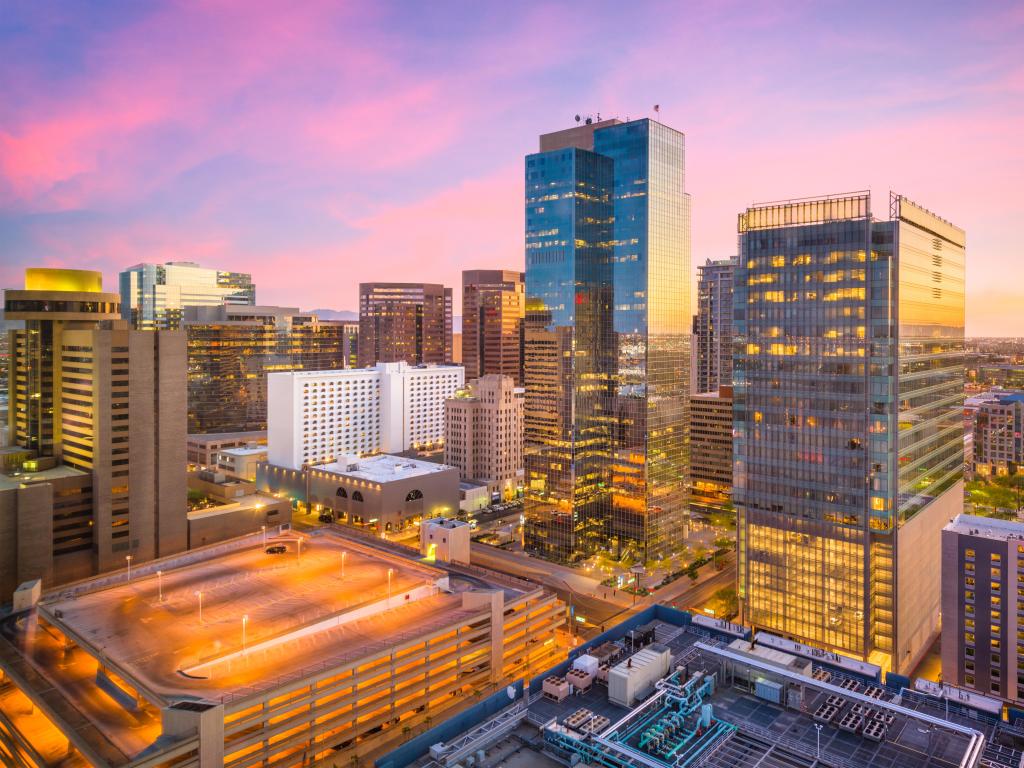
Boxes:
[2,268,187,598]
[462,269,525,384]
[445,374,524,501]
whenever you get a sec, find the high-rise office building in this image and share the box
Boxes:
[692,257,736,394]
[462,269,525,384]
[358,283,452,367]
[523,117,691,562]
[941,514,1024,704]
[734,192,966,674]
[445,374,524,501]
[119,261,255,330]
[688,385,733,513]
[183,304,350,434]
[2,268,187,598]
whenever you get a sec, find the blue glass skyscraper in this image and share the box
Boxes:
[524,118,691,562]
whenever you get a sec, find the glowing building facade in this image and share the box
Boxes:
[461,269,525,384]
[523,117,691,562]
[735,192,966,673]
[119,261,255,330]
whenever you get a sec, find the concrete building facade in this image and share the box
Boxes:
[2,268,188,600]
[972,391,1024,478]
[445,375,524,501]
[692,257,736,394]
[358,282,453,367]
[688,385,733,513]
[0,529,564,768]
[267,362,464,469]
[941,514,1024,704]
[186,430,267,468]
[257,453,459,533]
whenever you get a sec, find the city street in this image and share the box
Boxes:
[469,542,736,638]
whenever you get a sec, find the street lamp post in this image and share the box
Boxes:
[195,591,203,624]
[297,538,303,563]
[125,554,133,582]
[387,568,394,607]
[242,614,249,653]
[261,525,267,548]
[341,551,347,580]
[157,570,163,602]
[814,723,822,758]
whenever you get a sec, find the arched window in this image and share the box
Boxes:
[352,491,364,502]
[405,489,424,502]
[336,487,348,498]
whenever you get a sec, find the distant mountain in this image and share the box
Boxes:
[307,308,358,321]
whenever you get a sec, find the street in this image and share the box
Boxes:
[469,542,737,639]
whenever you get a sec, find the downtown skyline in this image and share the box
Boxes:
[1,1,1021,335]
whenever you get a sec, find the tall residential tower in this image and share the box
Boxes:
[523,117,691,562]
[734,192,965,674]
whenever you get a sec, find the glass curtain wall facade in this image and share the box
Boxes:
[735,192,965,671]
[119,262,255,330]
[185,307,348,434]
[523,147,614,561]
[524,118,691,563]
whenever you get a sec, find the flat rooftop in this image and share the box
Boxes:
[323,453,453,482]
[187,430,267,443]
[945,512,1024,541]
[218,446,267,457]
[409,617,1024,768]
[0,463,88,491]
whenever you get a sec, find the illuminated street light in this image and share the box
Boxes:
[341,551,347,580]
[261,525,267,547]
[125,554,133,582]
[157,570,163,602]
[387,568,394,607]
[195,591,203,624]
[242,614,249,653]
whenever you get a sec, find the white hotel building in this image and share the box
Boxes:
[268,361,464,469]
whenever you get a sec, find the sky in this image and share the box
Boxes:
[1,0,1022,335]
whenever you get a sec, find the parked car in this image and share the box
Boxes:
[318,512,334,523]
[265,544,287,555]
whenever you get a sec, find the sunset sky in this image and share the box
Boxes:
[1,1,1021,334]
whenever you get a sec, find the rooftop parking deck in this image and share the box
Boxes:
[36,532,460,703]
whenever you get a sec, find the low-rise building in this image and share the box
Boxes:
[267,362,464,469]
[0,529,564,768]
[445,375,524,501]
[421,517,471,564]
[215,445,267,480]
[941,513,1024,704]
[257,453,459,533]
[186,430,267,468]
